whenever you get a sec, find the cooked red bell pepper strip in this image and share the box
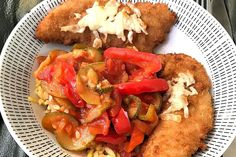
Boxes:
[116,79,169,95]
[112,108,131,135]
[95,129,127,145]
[124,126,144,153]
[88,112,110,136]
[104,48,162,75]
[64,83,85,108]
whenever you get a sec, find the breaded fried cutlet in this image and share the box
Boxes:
[141,54,214,157]
[36,0,176,52]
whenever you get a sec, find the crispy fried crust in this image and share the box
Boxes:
[141,54,214,157]
[35,0,176,52]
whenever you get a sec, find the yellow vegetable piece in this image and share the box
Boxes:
[76,62,105,105]
[139,104,157,122]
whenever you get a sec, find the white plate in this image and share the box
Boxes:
[1,0,236,157]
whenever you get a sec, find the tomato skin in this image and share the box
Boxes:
[88,112,110,136]
[50,60,86,108]
[112,108,131,135]
[58,61,76,85]
[36,47,170,154]
[64,83,85,108]
[34,50,67,79]
[103,58,128,84]
[41,80,66,98]
[37,65,54,82]
[105,58,125,76]
[36,57,85,107]
[60,61,85,108]
[95,129,127,145]
[108,89,122,118]
[116,79,169,95]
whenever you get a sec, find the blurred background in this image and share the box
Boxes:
[0,0,235,157]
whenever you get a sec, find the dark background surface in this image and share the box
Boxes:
[0,0,235,157]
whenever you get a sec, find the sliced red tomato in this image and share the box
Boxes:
[57,61,76,85]
[125,63,138,75]
[112,108,131,135]
[88,112,110,136]
[105,58,125,75]
[37,65,54,82]
[103,58,128,84]
[47,60,85,108]
[116,79,169,95]
[95,129,127,145]
[41,80,66,98]
[37,58,85,106]
[108,89,122,118]
[64,83,85,108]
[34,50,67,79]
[138,102,150,115]
[124,126,144,153]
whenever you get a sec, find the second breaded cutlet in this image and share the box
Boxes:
[36,0,176,52]
[141,54,214,157]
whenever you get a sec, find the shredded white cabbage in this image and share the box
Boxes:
[162,72,198,121]
[61,0,148,48]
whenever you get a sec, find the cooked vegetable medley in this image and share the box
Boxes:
[30,45,169,156]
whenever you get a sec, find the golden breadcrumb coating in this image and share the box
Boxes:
[36,0,176,52]
[141,54,214,157]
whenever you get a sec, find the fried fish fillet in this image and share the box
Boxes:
[141,54,214,157]
[36,0,176,52]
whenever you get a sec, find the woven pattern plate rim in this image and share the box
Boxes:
[1,0,236,157]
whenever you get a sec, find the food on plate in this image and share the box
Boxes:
[36,0,176,52]
[141,54,214,157]
[29,46,213,157]
[33,1,212,155]
[30,47,169,156]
